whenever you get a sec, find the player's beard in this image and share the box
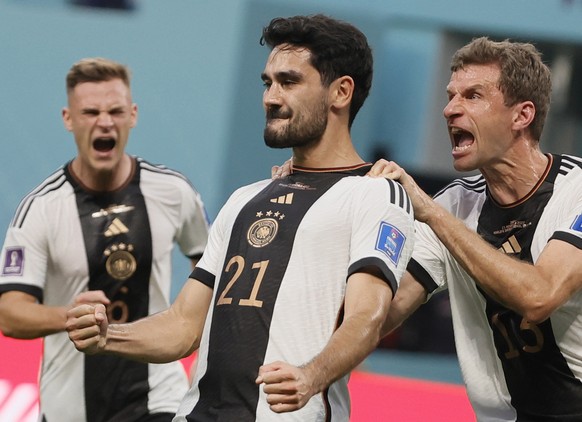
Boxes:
[264,99,328,149]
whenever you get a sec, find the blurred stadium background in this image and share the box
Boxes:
[1,0,582,420]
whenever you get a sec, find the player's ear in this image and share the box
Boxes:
[330,75,354,111]
[62,107,73,132]
[130,103,138,128]
[512,100,535,132]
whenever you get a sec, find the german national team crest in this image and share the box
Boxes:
[247,218,279,248]
[375,222,406,265]
[104,243,137,280]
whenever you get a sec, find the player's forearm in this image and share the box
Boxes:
[302,308,386,394]
[425,203,547,318]
[0,301,68,339]
[104,309,198,363]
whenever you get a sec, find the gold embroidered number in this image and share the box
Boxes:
[492,313,519,359]
[217,256,245,305]
[107,300,129,324]
[217,255,269,308]
[491,313,544,359]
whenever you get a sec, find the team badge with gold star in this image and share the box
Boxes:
[104,243,137,280]
[247,209,285,248]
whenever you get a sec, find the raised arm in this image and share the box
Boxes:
[256,270,392,413]
[370,159,582,323]
[421,205,582,323]
[66,278,212,363]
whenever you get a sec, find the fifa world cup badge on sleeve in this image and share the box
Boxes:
[2,247,24,276]
[570,214,582,232]
[375,222,406,265]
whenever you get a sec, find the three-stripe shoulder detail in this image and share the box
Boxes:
[12,169,67,228]
[383,179,413,215]
[558,155,582,176]
[433,175,486,199]
[137,157,197,189]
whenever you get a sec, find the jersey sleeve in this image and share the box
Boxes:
[175,179,211,260]
[407,219,448,299]
[549,176,582,250]
[189,209,226,289]
[0,197,49,301]
[348,177,415,293]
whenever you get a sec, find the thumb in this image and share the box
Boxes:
[94,304,108,324]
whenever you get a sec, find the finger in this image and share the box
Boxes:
[258,369,291,386]
[268,402,299,414]
[94,303,107,323]
[75,290,111,306]
[262,380,297,394]
[92,290,111,305]
[383,170,402,180]
[65,311,99,331]
[256,364,274,384]
[271,165,282,179]
[265,391,299,404]
[66,303,95,318]
[68,323,101,341]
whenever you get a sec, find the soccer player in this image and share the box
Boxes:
[371,37,582,420]
[0,58,210,422]
[66,14,415,421]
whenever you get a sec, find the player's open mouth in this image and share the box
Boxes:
[450,127,474,152]
[93,137,116,152]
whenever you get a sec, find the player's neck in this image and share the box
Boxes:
[70,155,134,192]
[293,128,363,168]
[482,149,549,205]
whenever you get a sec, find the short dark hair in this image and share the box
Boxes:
[451,37,552,141]
[261,14,373,128]
[66,57,131,93]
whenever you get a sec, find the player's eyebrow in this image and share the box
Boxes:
[261,70,303,82]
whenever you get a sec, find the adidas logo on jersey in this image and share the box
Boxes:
[270,193,294,204]
[104,218,129,237]
[498,235,521,254]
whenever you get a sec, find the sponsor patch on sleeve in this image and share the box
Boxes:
[375,222,406,265]
[570,215,582,233]
[2,247,24,276]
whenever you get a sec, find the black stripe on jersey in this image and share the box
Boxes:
[551,231,582,250]
[558,154,582,176]
[190,266,215,288]
[433,175,486,200]
[348,256,397,294]
[190,169,362,421]
[65,163,154,422]
[406,258,439,294]
[11,170,67,229]
[383,179,412,215]
[561,154,582,167]
[476,154,582,420]
[187,252,204,261]
[0,283,43,302]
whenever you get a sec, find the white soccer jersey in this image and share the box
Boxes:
[409,154,582,421]
[175,164,415,422]
[0,157,210,422]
